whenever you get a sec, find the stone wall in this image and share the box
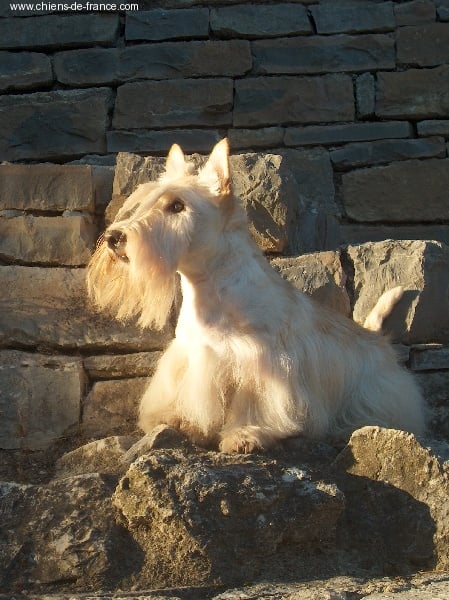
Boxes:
[1,1,449,451]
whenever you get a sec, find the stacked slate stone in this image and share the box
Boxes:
[1,3,449,594]
[1,0,449,451]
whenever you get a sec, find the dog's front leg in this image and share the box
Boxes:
[138,340,186,433]
[218,375,302,453]
[218,387,281,454]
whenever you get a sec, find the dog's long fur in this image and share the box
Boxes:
[87,139,425,453]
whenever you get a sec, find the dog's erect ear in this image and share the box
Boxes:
[164,143,188,179]
[198,138,231,197]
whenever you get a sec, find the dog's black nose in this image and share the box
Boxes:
[105,229,128,261]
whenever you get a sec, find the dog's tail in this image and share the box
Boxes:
[363,286,404,332]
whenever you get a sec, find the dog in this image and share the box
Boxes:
[87,139,425,453]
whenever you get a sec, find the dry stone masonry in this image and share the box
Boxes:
[2,0,449,597]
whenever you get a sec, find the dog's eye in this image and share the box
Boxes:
[167,199,185,214]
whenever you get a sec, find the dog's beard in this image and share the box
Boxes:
[87,237,177,331]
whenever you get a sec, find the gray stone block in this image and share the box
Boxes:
[0,351,82,450]
[107,129,223,154]
[411,346,449,372]
[280,147,338,216]
[331,137,446,170]
[54,48,118,87]
[285,121,413,147]
[84,352,162,380]
[113,79,233,129]
[439,9,449,21]
[118,40,251,80]
[310,1,395,34]
[0,266,173,351]
[0,214,96,266]
[418,120,449,136]
[125,8,209,41]
[210,4,311,38]
[0,164,94,212]
[91,164,115,213]
[228,127,285,150]
[342,159,449,222]
[348,240,449,344]
[82,378,148,438]
[253,34,395,75]
[394,0,436,26]
[0,51,52,91]
[415,371,449,407]
[0,88,112,161]
[376,66,449,119]
[356,72,375,118]
[0,14,119,50]
[234,75,354,127]
[397,24,449,67]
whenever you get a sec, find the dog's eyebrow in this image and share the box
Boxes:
[117,203,141,221]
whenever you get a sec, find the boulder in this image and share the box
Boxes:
[333,427,449,571]
[110,151,303,253]
[347,240,449,343]
[230,152,301,252]
[0,474,128,593]
[55,436,137,479]
[120,426,190,470]
[113,448,345,588]
[271,251,350,316]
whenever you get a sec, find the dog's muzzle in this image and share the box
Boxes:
[105,229,129,262]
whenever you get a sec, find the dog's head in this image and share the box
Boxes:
[87,138,240,330]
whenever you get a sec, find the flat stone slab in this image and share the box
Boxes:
[342,159,449,222]
[0,351,82,450]
[0,214,96,266]
[0,266,173,351]
[0,163,94,213]
[0,89,112,161]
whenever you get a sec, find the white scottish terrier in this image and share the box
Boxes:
[87,139,425,453]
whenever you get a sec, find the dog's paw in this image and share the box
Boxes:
[219,426,269,454]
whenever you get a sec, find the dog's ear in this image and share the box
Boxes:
[164,143,188,179]
[198,138,231,197]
